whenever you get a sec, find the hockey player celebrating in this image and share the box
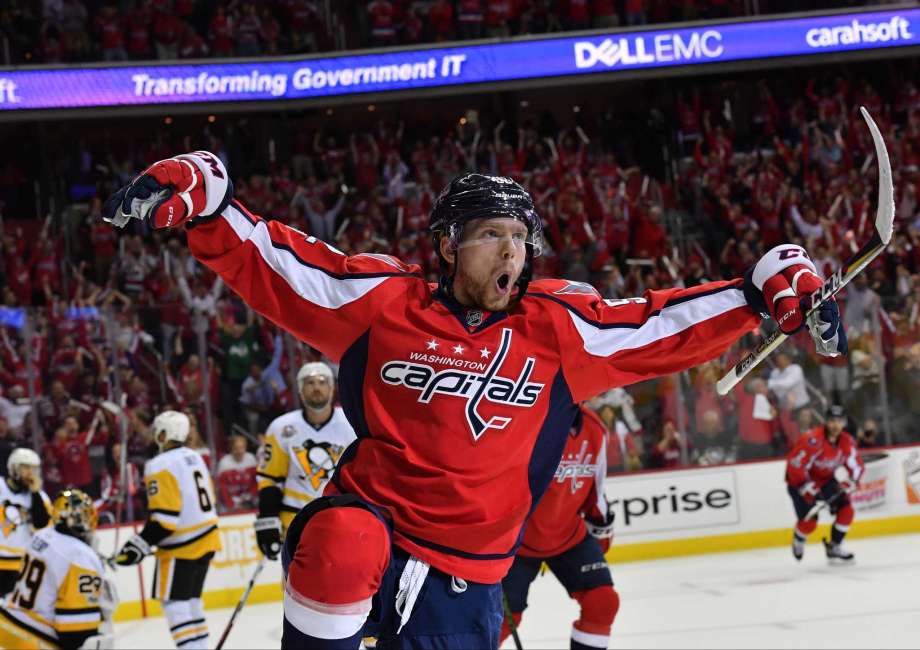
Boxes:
[114,410,220,649]
[786,405,864,563]
[254,361,357,560]
[103,152,847,648]
[0,449,52,596]
[502,405,618,650]
[0,488,113,650]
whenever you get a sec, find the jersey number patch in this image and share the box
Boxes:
[12,555,46,610]
[193,470,213,512]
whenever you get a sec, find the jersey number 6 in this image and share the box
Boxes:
[193,470,213,513]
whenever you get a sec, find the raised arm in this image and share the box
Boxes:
[544,278,759,401]
[539,244,847,402]
[102,151,424,362]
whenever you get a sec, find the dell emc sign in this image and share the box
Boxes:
[574,30,725,69]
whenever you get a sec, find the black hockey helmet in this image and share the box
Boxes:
[826,404,847,420]
[428,173,543,302]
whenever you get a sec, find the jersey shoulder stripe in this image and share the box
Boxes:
[222,204,423,312]
[527,280,745,330]
[529,285,747,359]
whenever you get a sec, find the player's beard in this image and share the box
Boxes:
[303,393,331,411]
[453,261,522,312]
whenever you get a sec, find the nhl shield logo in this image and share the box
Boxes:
[465,310,483,327]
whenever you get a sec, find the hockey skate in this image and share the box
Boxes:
[792,534,805,561]
[823,538,854,564]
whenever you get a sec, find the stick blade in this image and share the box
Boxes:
[860,106,895,245]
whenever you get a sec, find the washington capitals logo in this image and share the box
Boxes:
[554,440,597,493]
[380,328,545,441]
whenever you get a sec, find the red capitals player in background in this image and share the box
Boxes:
[103,152,847,649]
[502,405,617,650]
[786,405,864,563]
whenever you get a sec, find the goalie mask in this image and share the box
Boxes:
[53,488,98,543]
[429,173,543,305]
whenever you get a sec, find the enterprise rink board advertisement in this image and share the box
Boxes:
[1,8,919,111]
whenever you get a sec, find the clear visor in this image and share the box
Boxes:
[447,222,543,257]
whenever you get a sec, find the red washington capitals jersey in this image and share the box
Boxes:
[187,199,760,583]
[785,426,864,488]
[519,405,607,558]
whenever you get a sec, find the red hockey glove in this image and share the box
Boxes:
[745,244,848,356]
[103,151,232,230]
[799,481,819,504]
[839,478,857,494]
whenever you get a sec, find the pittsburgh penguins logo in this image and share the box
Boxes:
[294,440,346,491]
[0,501,27,537]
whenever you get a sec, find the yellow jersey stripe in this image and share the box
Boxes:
[283,487,314,502]
[173,625,209,641]
[0,608,58,646]
[145,469,182,513]
[55,620,101,632]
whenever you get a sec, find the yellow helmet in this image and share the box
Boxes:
[52,488,98,543]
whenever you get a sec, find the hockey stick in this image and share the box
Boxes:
[215,557,266,650]
[717,107,895,396]
[502,591,524,650]
[805,488,849,521]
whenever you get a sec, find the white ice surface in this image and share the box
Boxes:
[114,533,920,649]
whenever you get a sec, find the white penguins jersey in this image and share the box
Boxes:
[257,407,357,527]
[0,527,104,648]
[144,447,221,560]
[0,479,51,572]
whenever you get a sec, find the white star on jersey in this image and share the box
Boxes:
[480,347,491,359]
[426,339,439,350]
[453,344,465,355]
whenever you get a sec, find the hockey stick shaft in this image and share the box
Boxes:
[717,232,886,396]
[717,107,894,396]
[805,488,848,521]
[502,590,524,650]
[215,557,266,650]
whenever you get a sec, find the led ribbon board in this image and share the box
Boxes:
[1,8,919,111]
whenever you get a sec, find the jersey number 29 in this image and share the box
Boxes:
[12,555,46,610]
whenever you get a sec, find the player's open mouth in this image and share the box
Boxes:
[496,273,511,295]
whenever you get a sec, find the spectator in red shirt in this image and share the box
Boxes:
[152,9,184,60]
[260,6,281,55]
[93,5,127,61]
[593,0,619,28]
[236,2,263,57]
[562,0,591,30]
[630,205,668,259]
[427,0,454,41]
[457,0,484,39]
[216,435,258,512]
[367,0,397,46]
[209,5,235,57]
[650,420,689,469]
[484,0,512,38]
[90,215,118,284]
[52,416,94,493]
[625,0,646,26]
[735,378,778,461]
[125,7,152,59]
[402,8,424,44]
